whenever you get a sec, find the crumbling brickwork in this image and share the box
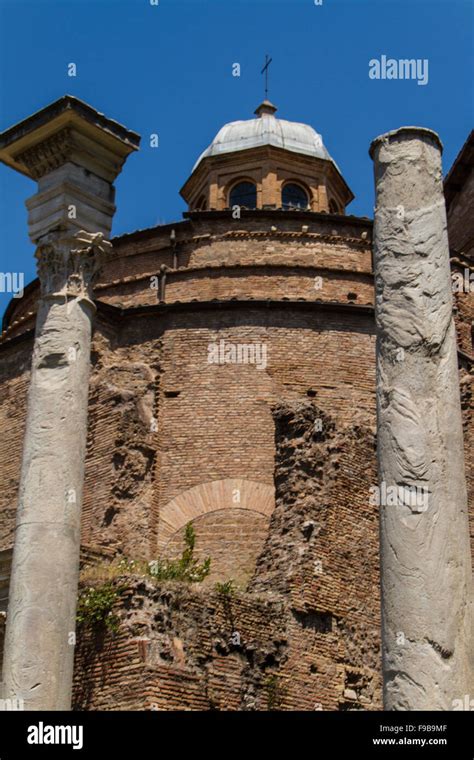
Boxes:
[251,401,382,710]
[72,401,382,711]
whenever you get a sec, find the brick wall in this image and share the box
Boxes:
[0,341,31,550]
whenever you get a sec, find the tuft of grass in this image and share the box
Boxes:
[215,579,236,596]
[80,557,149,584]
[80,524,211,587]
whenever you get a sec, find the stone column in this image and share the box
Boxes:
[370,127,473,710]
[2,231,109,710]
[0,96,139,710]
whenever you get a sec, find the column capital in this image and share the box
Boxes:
[35,230,111,301]
[0,95,140,241]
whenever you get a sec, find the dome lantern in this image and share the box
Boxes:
[254,99,278,117]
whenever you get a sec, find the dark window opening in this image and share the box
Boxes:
[282,183,309,210]
[229,181,257,209]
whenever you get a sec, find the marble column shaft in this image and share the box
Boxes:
[2,231,110,710]
[370,128,473,710]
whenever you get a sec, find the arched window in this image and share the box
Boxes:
[282,183,309,210]
[196,194,207,210]
[229,181,257,209]
[329,199,340,214]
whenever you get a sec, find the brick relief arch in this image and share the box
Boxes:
[157,478,274,552]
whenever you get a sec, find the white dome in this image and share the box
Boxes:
[192,102,338,172]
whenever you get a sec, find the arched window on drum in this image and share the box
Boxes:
[282,183,309,210]
[229,181,257,210]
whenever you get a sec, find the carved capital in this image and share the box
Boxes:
[35,230,111,300]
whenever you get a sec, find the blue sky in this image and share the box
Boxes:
[0,0,472,319]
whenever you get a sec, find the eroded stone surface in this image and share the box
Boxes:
[371,127,474,710]
[2,233,110,710]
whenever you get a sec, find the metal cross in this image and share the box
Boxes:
[261,54,273,99]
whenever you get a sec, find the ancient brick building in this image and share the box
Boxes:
[0,101,472,711]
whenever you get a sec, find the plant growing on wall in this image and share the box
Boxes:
[264,674,287,711]
[148,524,211,582]
[76,583,122,633]
[215,579,236,596]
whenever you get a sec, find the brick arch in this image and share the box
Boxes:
[157,478,274,551]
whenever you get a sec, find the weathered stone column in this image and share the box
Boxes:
[0,97,139,710]
[2,232,109,711]
[370,127,473,710]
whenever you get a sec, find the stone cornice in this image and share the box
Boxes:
[218,228,371,248]
[0,95,140,182]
